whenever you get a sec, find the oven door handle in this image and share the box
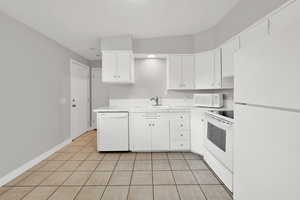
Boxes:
[206,117,232,129]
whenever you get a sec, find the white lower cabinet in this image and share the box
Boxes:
[190,109,206,155]
[170,112,190,151]
[130,112,191,151]
[151,114,170,151]
[131,113,169,151]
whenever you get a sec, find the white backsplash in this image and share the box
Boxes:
[109,98,233,109]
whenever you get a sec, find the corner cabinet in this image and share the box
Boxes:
[195,49,221,89]
[102,51,135,83]
[167,54,195,90]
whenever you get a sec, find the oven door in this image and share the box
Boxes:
[205,114,233,171]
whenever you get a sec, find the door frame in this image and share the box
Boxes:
[70,59,91,140]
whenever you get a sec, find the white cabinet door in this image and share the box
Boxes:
[240,20,269,49]
[102,51,134,83]
[181,55,195,89]
[132,114,151,151]
[117,52,132,82]
[269,0,300,36]
[151,114,170,151]
[167,55,182,89]
[167,55,195,89]
[221,38,239,88]
[102,52,117,82]
[190,109,206,155]
[213,48,222,89]
[195,51,215,89]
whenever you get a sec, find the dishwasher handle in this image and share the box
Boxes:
[99,113,128,118]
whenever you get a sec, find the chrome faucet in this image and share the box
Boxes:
[150,96,160,106]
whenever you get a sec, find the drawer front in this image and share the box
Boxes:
[171,130,190,141]
[174,113,189,121]
[170,141,190,151]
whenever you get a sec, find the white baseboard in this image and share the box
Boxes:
[0,138,71,187]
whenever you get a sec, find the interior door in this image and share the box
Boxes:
[151,114,170,151]
[168,55,182,89]
[181,55,194,89]
[71,60,90,140]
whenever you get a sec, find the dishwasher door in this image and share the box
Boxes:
[97,112,129,151]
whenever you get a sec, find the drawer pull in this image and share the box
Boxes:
[180,124,183,127]
[180,134,183,136]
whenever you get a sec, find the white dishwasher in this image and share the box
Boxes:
[97,112,129,152]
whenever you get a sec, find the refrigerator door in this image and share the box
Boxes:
[234,23,300,110]
[234,104,300,200]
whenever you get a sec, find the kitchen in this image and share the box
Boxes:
[0,0,299,200]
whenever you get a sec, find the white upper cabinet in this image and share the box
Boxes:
[221,38,239,88]
[195,49,221,89]
[102,51,134,83]
[181,55,195,89]
[269,0,300,35]
[239,20,269,49]
[167,54,194,90]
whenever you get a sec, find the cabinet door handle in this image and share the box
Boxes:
[180,124,183,127]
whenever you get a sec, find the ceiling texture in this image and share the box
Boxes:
[0,0,239,60]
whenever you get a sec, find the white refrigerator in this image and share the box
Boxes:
[234,8,300,200]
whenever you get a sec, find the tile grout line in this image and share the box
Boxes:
[127,152,137,200]
[185,154,209,200]
[151,153,154,200]
[42,131,96,200]
[71,149,104,200]
[167,153,182,200]
[98,153,120,200]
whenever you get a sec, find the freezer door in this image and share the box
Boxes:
[234,22,300,110]
[234,104,300,200]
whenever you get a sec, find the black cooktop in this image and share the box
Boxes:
[216,110,234,119]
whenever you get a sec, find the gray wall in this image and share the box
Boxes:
[0,12,89,179]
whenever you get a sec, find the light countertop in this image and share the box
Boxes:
[93,105,233,113]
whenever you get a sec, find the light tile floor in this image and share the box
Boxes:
[0,130,232,200]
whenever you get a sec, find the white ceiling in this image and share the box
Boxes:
[0,0,239,60]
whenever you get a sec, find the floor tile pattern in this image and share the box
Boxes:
[0,130,232,200]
